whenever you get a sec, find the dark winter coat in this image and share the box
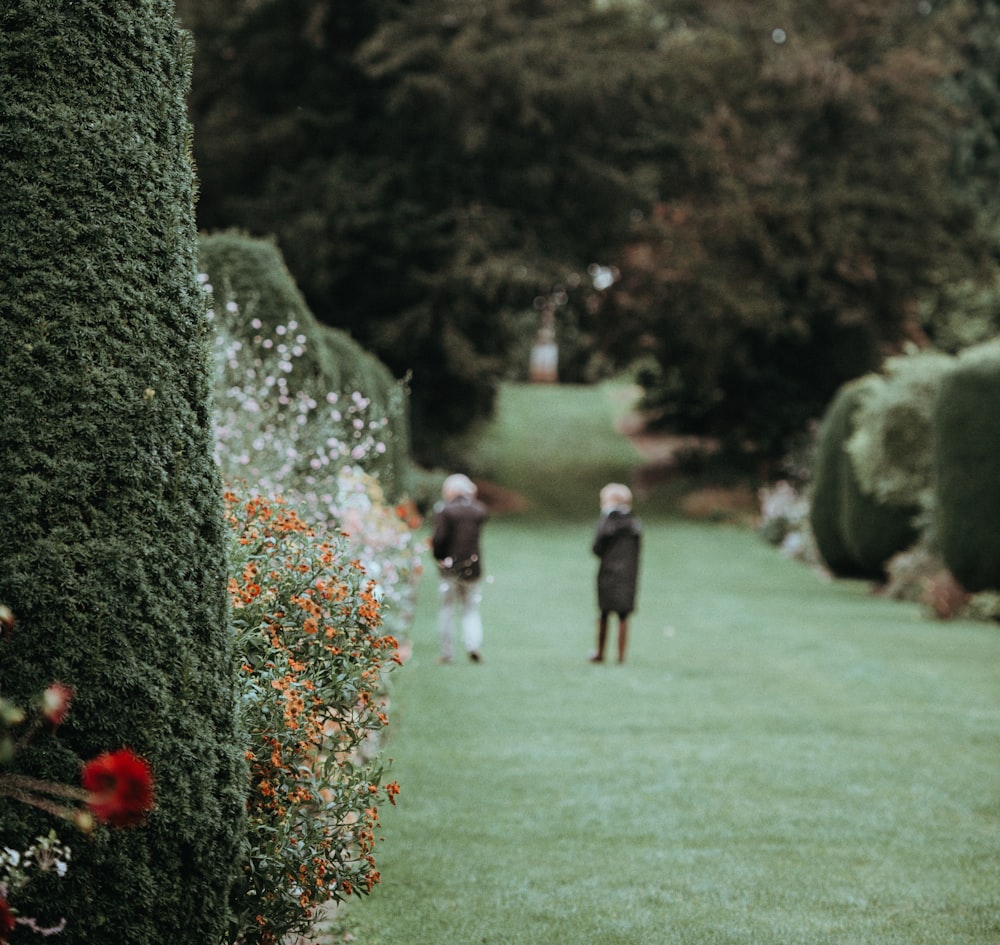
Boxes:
[593,508,642,615]
[432,496,487,580]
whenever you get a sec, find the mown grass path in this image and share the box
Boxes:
[339,384,1000,945]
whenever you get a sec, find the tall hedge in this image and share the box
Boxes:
[933,339,1000,591]
[809,377,919,579]
[199,230,411,499]
[0,5,244,945]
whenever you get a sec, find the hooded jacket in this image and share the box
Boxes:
[592,507,642,615]
[432,495,487,579]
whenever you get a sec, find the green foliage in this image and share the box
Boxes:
[810,380,873,577]
[809,378,919,578]
[919,264,1000,352]
[596,2,987,457]
[933,338,1000,591]
[0,4,244,944]
[199,231,410,499]
[182,0,999,461]
[947,0,1000,229]
[181,0,684,460]
[846,350,954,511]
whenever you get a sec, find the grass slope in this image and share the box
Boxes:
[337,383,1000,945]
[456,380,649,520]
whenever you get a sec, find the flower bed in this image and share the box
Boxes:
[224,492,402,945]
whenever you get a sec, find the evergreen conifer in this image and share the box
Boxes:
[0,5,244,943]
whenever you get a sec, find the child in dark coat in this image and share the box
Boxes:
[590,483,642,663]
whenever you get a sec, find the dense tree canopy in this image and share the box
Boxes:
[182,0,1000,462]
[183,0,689,459]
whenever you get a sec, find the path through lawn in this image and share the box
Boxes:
[337,384,1000,945]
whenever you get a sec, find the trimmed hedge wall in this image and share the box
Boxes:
[0,5,244,945]
[809,377,919,578]
[933,339,1000,591]
[199,230,411,499]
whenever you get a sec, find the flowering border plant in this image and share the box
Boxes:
[224,491,401,945]
[0,832,71,942]
[205,281,396,504]
[205,286,424,640]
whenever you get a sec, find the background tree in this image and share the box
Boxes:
[0,4,244,944]
[946,0,1000,228]
[594,0,990,458]
[183,0,999,464]
[182,0,681,461]
[917,0,1000,351]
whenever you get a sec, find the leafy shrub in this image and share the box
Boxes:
[205,236,421,943]
[921,569,971,619]
[919,273,1000,354]
[223,492,401,945]
[809,377,919,578]
[882,542,946,605]
[846,350,954,513]
[758,480,807,545]
[933,338,1000,591]
[327,467,424,636]
[0,679,158,941]
[0,831,71,941]
[809,378,875,576]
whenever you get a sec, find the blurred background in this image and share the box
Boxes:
[176,0,1000,468]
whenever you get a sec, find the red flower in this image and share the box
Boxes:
[0,898,14,944]
[41,682,75,728]
[81,749,155,827]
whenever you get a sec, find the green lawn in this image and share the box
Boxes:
[334,382,1000,945]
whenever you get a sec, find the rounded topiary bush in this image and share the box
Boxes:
[199,230,410,499]
[809,376,919,578]
[846,350,954,513]
[810,378,871,576]
[0,5,244,944]
[933,339,1000,591]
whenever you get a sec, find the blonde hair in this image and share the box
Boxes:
[443,473,477,500]
[600,482,632,509]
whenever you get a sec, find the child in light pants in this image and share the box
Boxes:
[438,575,483,663]
[432,473,488,663]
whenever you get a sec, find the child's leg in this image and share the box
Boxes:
[460,581,484,659]
[591,613,609,662]
[617,615,629,663]
[438,577,458,662]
